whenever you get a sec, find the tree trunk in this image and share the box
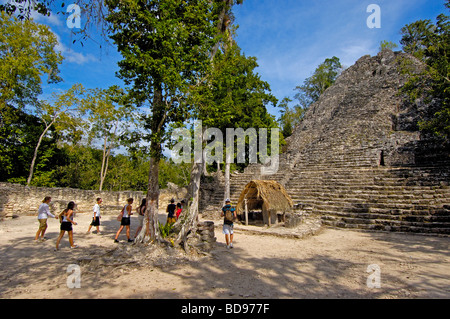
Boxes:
[99,134,109,191]
[135,150,161,243]
[174,160,202,249]
[146,155,161,242]
[27,121,53,186]
[135,84,166,244]
[224,161,230,204]
[99,120,118,191]
[174,123,205,249]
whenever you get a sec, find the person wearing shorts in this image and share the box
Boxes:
[55,201,78,250]
[35,196,58,242]
[114,198,134,243]
[87,198,102,234]
[221,199,237,249]
[166,199,176,225]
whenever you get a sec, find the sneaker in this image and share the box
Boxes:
[70,245,78,249]
[128,239,134,243]
[226,245,230,250]
[114,239,119,243]
[230,243,233,248]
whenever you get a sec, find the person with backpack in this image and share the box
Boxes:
[221,198,237,249]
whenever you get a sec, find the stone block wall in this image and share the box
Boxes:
[0,182,144,219]
[0,183,188,219]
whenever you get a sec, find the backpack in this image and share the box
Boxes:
[223,206,235,224]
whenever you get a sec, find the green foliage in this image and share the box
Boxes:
[188,43,280,169]
[0,11,63,111]
[280,56,342,138]
[0,11,63,181]
[294,56,342,108]
[0,108,60,183]
[400,1,450,140]
[195,44,278,129]
[158,221,174,238]
[278,97,305,138]
[159,159,191,188]
[379,40,399,51]
[106,0,220,159]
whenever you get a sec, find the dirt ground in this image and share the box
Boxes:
[0,213,449,299]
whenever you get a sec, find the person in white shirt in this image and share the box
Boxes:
[35,196,58,242]
[114,198,134,243]
[87,198,102,234]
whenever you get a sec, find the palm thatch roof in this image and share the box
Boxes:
[236,180,293,215]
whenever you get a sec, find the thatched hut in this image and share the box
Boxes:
[236,180,294,226]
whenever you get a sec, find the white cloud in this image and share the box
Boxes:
[63,49,98,65]
[339,41,377,68]
[53,31,98,65]
[30,10,63,27]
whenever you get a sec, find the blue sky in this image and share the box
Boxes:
[232,0,446,115]
[6,0,447,119]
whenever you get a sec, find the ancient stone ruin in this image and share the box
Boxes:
[201,49,450,235]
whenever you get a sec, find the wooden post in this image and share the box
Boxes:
[244,198,248,226]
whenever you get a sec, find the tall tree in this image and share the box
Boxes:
[27,84,85,186]
[400,1,450,140]
[278,97,305,138]
[0,11,63,184]
[172,0,245,250]
[106,0,219,243]
[83,86,137,191]
[294,56,342,108]
[0,11,62,131]
[188,43,278,205]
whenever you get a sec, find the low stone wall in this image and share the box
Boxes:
[0,182,187,219]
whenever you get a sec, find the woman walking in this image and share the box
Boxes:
[35,196,58,242]
[87,197,102,234]
[55,201,78,250]
[114,198,134,243]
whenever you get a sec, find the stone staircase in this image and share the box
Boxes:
[223,159,450,235]
[199,157,450,235]
[282,165,450,234]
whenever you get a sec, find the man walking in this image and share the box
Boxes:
[221,198,237,249]
[166,198,177,225]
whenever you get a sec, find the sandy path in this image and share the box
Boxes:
[0,213,449,299]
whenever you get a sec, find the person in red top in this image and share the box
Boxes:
[175,202,182,220]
